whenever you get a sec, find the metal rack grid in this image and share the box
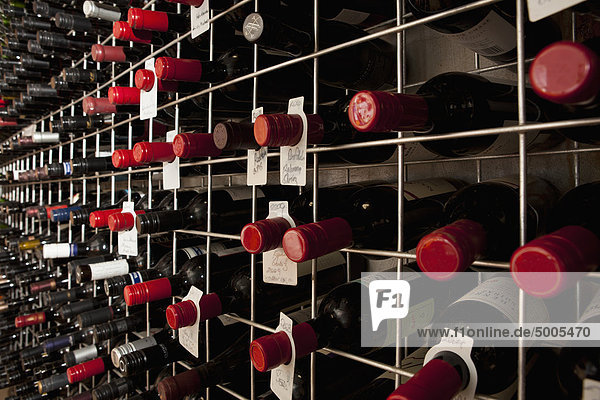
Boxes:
[0,1,598,399]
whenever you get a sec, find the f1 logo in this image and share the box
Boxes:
[369,280,411,331]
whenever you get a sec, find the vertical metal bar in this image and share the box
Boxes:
[310,0,319,399]
[516,0,527,398]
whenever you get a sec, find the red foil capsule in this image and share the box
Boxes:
[166,299,197,329]
[282,218,353,262]
[348,90,429,133]
[135,69,180,92]
[241,217,293,254]
[123,278,173,306]
[83,97,117,115]
[66,357,107,384]
[416,219,487,281]
[387,359,462,400]
[108,87,141,105]
[112,149,145,169]
[91,44,126,63]
[128,8,169,32]
[30,278,57,294]
[249,322,319,372]
[132,142,176,164]
[510,225,600,298]
[155,57,203,82]
[15,311,46,328]
[113,21,152,44]
[107,210,145,232]
[157,369,203,400]
[172,133,222,159]
[89,208,123,228]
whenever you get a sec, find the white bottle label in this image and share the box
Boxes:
[111,336,158,367]
[580,289,600,323]
[270,313,296,400]
[452,277,549,324]
[584,379,600,400]
[89,259,129,280]
[447,11,516,57]
[179,286,203,358]
[248,107,268,186]
[140,58,158,120]
[118,201,138,256]
[280,97,307,186]
[191,0,210,39]
[527,0,586,22]
[163,130,180,190]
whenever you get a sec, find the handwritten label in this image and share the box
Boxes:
[270,313,295,400]
[424,336,477,400]
[118,201,138,256]
[527,0,585,22]
[163,130,180,190]
[248,107,267,186]
[140,58,157,120]
[584,379,600,400]
[263,202,298,286]
[280,97,307,186]
[179,286,202,358]
[190,0,210,39]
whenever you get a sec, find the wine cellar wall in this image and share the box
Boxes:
[0,0,600,400]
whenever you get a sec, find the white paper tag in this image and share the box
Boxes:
[263,201,298,286]
[270,313,295,400]
[217,313,240,326]
[179,286,202,358]
[118,201,138,256]
[280,97,307,186]
[89,259,129,280]
[248,107,267,186]
[424,336,477,400]
[584,379,600,400]
[163,130,180,190]
[23,124,36,136]
[190,0,210,39]
[527,0,585,22]
[95,151,112,158]
[140,58,157,120]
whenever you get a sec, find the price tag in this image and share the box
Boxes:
[424,336,477,400]
[584,379,600,400]
[23,124,36,136]
[270,313,295,400]
[190,0,210,39]
[248,107,267,186]
[118,201,138,256]
[163,130,180,190]
[263,201,298,286]
[179,286,203,358]
[140,58,157,120]
[280,97,307,186]
[527,0,585,22]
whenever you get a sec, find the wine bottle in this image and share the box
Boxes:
[109,327,172,368]
[90,190,171,229]
[76,301,128,328]
[243,14,395,90]
[278,179,462,262]
[529,38,600,145]
[102,244,209,295]
[135,186,295,235]
[252,96,397,164]
[105,190,180,231]
[510,181,600,297]
[92,309,167,342]
[405,0,561,63]
[71,191,139,226]
[122,246,247,306]
[42,231,111,259]
[64,344,107,368]
[347,72,563,158]
[83,97,138,115]
[167,253,347,328]
[416,177,558,280]
[250,279,371,371]
[54,12,112,35]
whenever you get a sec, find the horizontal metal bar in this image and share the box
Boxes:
[5,112,600,172]
[175,229,241,240]
[216,385,250,400]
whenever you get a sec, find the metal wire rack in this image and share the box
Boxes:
[1,1,599,399]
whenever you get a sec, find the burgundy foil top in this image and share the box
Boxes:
[166,299,197,329]
[112,149,145,169]
[83,97,117,115]
[91,45,127,63]
[89,208,123,228]
[387,359,462,400]
[241,217,293,254]
[108,86,141,105]
[172,133,222,159]
[282,218,353,262]
[128,8,169,32]
[133,142,176,164]
[155,57,203,82]
[113,21,152,44]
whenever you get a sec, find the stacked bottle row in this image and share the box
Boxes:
[1,176,600,399]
